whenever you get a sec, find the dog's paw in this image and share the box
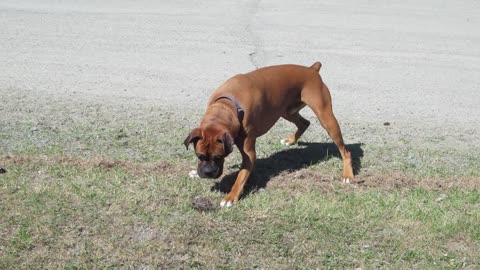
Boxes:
[342,178,352,184]
[220,193,239,208]
[189,170,199,178]
[280,138,295,146]
[220,200,234,208]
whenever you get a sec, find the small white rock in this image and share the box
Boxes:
[435,194,447,203]
[189,170,199,178]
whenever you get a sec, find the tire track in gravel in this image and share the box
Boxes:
[242,0,262,69]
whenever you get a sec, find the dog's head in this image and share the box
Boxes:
[184,126,234,179]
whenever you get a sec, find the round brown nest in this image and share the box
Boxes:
[191,196,217,212]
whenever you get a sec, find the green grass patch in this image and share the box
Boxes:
[1,160,479,268]
[1,90,479,268]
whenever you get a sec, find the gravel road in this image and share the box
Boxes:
[1,0,479,131]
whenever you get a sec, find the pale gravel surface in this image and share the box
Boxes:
[1,0,480,153]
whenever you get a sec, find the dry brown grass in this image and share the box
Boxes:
[3,154,478,195]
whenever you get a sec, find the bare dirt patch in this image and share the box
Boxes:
[0,154,189,178]
[266,169,480,194]
[3,154,477,195]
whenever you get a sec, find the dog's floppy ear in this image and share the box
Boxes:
[184,128,202,149]
[222,132,234,156]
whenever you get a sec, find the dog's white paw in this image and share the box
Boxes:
[220,200,233,208]
[342,178,352,184]
[280,139,294,146]
[189,170,199,178]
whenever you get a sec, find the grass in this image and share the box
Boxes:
[1,89,480,268]
[1,158,479,269]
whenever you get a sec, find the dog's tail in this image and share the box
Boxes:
[310,61,322,72]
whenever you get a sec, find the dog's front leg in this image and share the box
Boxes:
[220,137,256,208]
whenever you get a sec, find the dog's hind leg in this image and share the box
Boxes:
[302,83,354,183]
[280,112,310,145]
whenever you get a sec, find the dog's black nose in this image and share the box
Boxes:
[200,165,218,178]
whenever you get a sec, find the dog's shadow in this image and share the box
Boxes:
[211,142,364,197]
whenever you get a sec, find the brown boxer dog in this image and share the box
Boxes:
[184,62,353,207]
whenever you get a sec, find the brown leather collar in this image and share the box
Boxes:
[214,95,244,125]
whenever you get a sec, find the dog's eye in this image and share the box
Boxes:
[213,156,222,162]
[216,139,223,144]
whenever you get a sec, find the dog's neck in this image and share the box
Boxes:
[214,95,244,123]
[201,101,241,139]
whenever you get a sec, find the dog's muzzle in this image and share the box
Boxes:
[198,162,222,179]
